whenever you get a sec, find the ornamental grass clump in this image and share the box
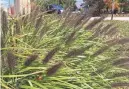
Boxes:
[1,3,129,89]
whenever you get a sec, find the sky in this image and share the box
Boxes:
[0,0,14,8]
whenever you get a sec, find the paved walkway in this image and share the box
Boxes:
[90,17,129,21]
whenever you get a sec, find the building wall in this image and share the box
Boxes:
[14,0,20,15]
[8,5,15,16]
[14,0,31,15]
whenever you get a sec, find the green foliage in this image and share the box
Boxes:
[1,8,129,89]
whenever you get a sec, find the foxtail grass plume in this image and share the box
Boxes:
[65,31,76,45]
[111,82,129,87]
[104,27,117,37]
[65,47,86,58]
[92,45,110,57]
[43,47,60,64]
[74,15,86,28]
[92,38,129,57]
[39,25,49,40]
[113,57,129,65]
[35,14,43,30]
[46,62,63,76]
[7,52,16,70]
[109,28,118,37]
[99,24,112,35]
[117,37,129,44]
[77,17,91,29]
[86,18,103,30]
[15,20,21,34]
[24,54,38,66]
[91,65,111,76]
[87,23,103,40]
[22,14,29,25]
[65,44,93,57]
[111,72,129,78]
[30,7,41,24]
[1,9,8,38]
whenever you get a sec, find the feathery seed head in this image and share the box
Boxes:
[43,47,60,64]
[7,51,16,70]
[24,54,38,66]
[46,62,63,76]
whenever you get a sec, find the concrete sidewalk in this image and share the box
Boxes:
[90,17,129,21]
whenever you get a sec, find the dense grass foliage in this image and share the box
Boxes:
[1,8,129,89]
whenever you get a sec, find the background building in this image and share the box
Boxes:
[14,0,31,15]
